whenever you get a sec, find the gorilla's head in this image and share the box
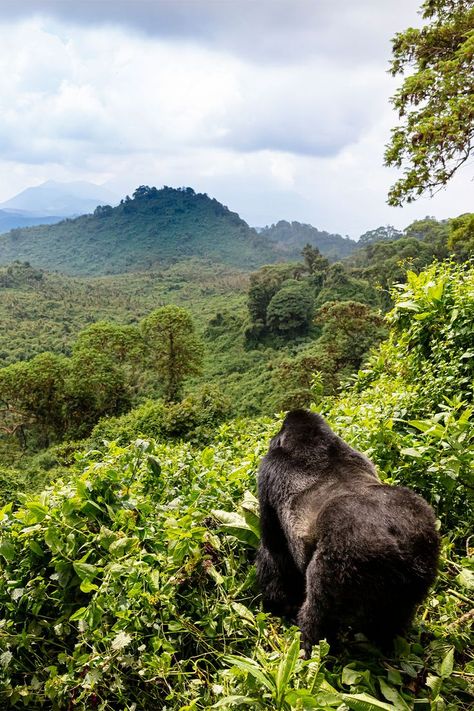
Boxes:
[270,409,335,454]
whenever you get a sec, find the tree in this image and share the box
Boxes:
[266,280,314,335]
[448,212,474,259]
[273,301,387,407]
[65,349,130,439]
[301,243,329,275]
[140,306,203,402]
[93,205,113,218]
[0,353,69,446]
[385,0,474,205]
[74,322,143,364]
[316,263,380,308]
[358,226,403,245]
[247,263,303,326]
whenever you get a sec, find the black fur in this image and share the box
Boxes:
[256,409,440,654]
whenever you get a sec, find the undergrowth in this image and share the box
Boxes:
[0,261,472,709]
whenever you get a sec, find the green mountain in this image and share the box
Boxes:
[0,186,280,276]
[260,219,356,260]
[0,186,357,276]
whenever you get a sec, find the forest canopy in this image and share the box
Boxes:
[385,0,474,205]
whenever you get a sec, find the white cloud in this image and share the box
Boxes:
[0,4,470,238]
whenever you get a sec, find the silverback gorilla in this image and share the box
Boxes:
[256,410,440,655]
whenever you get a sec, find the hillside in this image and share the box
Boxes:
[0,260,284,416]
[261,220,356,260]
[0,186,282,275]
[0,261,472,709]
[0,187,359,276]
[0,213,468,419]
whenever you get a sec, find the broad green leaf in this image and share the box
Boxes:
[400,447,423,458]
[342,692,395,710]
[212,510,259,548]
[242,508,261,539]
[0,539,16,562]
[44,527,63,554]
[212,697,259,708]
[286,687,342,708]
[109,536,138,556]
[223,655,275,692]
[284,689,324,708]
[427,280,445,301]
[395,301,420,312]
[230,602,254,623]
[80,579,99,593]
[276,634,300,700]
[0,502,13,521]
[217,525,259,548]
[426,674,442,698]
[148,455,162,477]
[73,561,99,581]
[212,510,247,527]
[342,665,365,686]
[69,606,88,622]
[25,502,49,522]
[29,541,44,557]
[455,568,474,590]
[379,679,411,710]
[200,447,215,467]
[408,420,432,433]
[439,647,454,678]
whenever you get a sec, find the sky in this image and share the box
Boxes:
[0,0,471,237]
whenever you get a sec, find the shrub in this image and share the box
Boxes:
[91,385,232,447]
[266,280,314,335]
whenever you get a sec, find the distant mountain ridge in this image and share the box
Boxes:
[0,209,64,233]
[0,185,356,276]
[0,180,118,217]
[260,220,356,260]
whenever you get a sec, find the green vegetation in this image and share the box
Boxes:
[266,280,314,336]
[140,305,203,402]
[259,220,356,260]
[0,306,206,449]
[0,187,357,277]
[0,213,472,429]
[273,301,388,408]
[0,260,472,709]
[385,0,474,205]
[0,187,279,275]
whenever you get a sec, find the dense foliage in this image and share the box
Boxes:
[0,306,203,447]
[0,187,278,275]
[273,301,388,407]
[0,260,472,709]
[385,0,474,205]
[0,213,471,430]
[0,187,359,277]
[259,221,356,261]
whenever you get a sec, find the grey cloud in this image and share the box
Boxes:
[0,0,420,65]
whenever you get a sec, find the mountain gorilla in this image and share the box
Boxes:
[256,409,440,655]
